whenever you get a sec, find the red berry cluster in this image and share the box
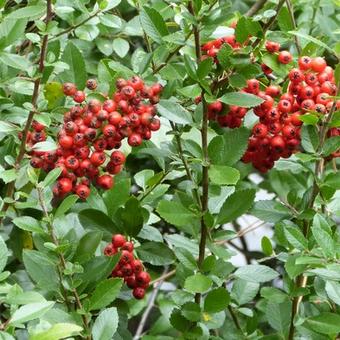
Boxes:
[29,77,162,199]
[104,234,150,299]
[201,20,292,73]
[200,57,339,173]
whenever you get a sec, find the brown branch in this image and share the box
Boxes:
[288,79,340,340]
[0,0,53,226]
[246,0,268,17]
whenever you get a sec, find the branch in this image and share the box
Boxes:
[53,10,101,39]
[0,0,53,226]
[133,268,168,340]
[37,187,91,339]
[288,79,340,340]
[246,0,268,17]
[285,0,302,54]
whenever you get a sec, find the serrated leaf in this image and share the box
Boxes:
[9,301,54,326]
[140,6,169,44]
[54,195,78,218]
[113,38,129,58]
[137,241,175,266]
[289,31,335,54]
[208,165,240,185]
[73,231,103,264]
[208,127,250,165]
[304,313,340,335]
[30,323,82,340]
[204,287,230,313]
[284,226,308,250]
[217,189,255,224]
[251,200,290,223]
[12,216,44,234]
[234,264,279,283]
[184,273,212,293]
[157,99,193,125]
[231,279,259,305]
[322,136,340,156]
[89,278,123,311]
[92,307,119,340]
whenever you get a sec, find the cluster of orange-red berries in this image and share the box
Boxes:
[104,234,150,299]
[29,77,162,199]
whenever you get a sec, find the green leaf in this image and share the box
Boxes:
[12,216,44,234]
[261,287,288,304]
[9,301,54,326]
[204,287,230,313]
[117,197,145,237]
[0,52,30,70]
[304,313,340,335]
[326,281,340,306]
[32,141,57,152]
[0,236,8,273]
[288,31,336,54]
[103,178,130,217]
[261,236,273,256]
[41,167,62,187]
[79,209,120,237]
[74,231,103,264]
[217,189,255,224]
[30,323,83,340]
[312,214,334,257]
[265,301,292,335]
[284,226,308,250]
[92,307,119,340]
[181,302,201,322]
[277,7,294,32]
[0,18,27,49]
[59,42,87,90]
[234,264,279,283]
[322,136,340,156]
[324,172,340,189]
[262,54,287,77]
[197,57,213,80]
[235,17,248,43]
[54,195,78,218]
[7,5,45,19]
[23,250,59,291]
[174,247,197,271]
[231,279,259,305]
[299,113,319,125]
[208,165,240,185]
[89,278,123,311]
[251,200,290,223]
[219,92,264,108]
[301,125,319,153]
[157,99,193,125]
[157,200,199,229]
[113,38,129,58]
[137,241,175,266]
[140,6,169,44]
[217,44,233,69]
[208,127,250,165]
[184,273,212,293]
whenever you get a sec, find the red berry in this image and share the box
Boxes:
[73,91,86,103]
[133,287,145,299]
[135,271,151,288]
[112,234,126,248]
[110,151,125,165]
[57,178,73,194]
[132,259,143,274]
[126,276,136,289]
[298,56,312,70]
[122,241,134,252]
[90,151,106,166]
[97,174,114,190]
[120,250,134,264]
[104,244,117,256]
[75,184,90,199]
[278,51,292,64]
[88,99,102,114]
[59,135,73,149]
[128,133,142,147]
[265,41,280,53]
[86,79,97,90]
[63,83,77,96]
[311,57,327,73]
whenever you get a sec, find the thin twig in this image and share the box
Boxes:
[0,0,53,226]
[133,268,168,340]
[52,10,101,39]
[308,0,320,35]
[285,0,302,54]
[246,0,268,17]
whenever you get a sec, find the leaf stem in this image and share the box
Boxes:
[246,0,268,17]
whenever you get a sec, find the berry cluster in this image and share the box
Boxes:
[201,56,339,173]
[104,234,150,299]
[29,77,162,199]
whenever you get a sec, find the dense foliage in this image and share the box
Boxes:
[0,0,340,339]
